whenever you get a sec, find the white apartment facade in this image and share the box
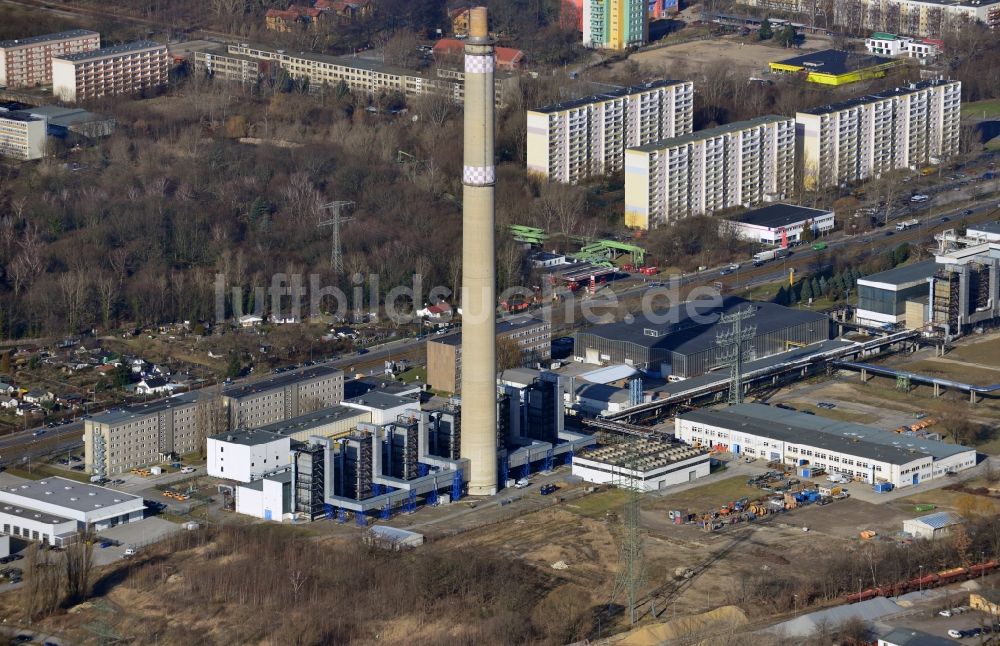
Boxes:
[797,79,961,191]
[52,40,169,102]
[207,429,291,483]
[526,80,694,183]
[0,112,46,160]
[221,366,345,430]
[865,33,942,62]
[624,115,796,229]
[0,30,99,88]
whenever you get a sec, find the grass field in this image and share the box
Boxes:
[564,488,629,519]
[396,366,427,383]
[947,339,1000,367]
[963,98,1000,120]
[906,360,1000,385]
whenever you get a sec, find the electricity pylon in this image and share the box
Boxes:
[608,435,645,626]
[317,200,355,275]
[716,305,757,405]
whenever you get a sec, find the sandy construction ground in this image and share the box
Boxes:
[625,33,836,76]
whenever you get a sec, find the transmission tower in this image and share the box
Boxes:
[608,435,646,626]
[317,200,355,275]
[716,305,757,405]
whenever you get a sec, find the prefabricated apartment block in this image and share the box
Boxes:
[221,365,344,430]
[527,80,694,183]
[0,30,99,88]
[624,115,796,229]
[796,79,961,191]
[52,40,169,102]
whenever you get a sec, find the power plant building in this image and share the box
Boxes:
[52,40,170,102]
[572,439,711,491]
[624,115,796,229]
[855,260,937,327]
[796,80,961,191]
[574,297,830,378]
[527,80,694,183]
[0,30,100,88]
[583,0,649,50]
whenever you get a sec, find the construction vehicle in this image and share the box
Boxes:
[896,218,920,230]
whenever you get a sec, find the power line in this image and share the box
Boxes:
[317,200,355,275]
[716,305,757,405]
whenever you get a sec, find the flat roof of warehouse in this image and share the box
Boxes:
[222,365,342,400]
[576,297,828,355]
[688,402,971,460]
[0,477,142,512]
[344,391,418,411]
[679,407,929,465]
[857,259,936,289]
[773,48,893,76]
[728,203,832,229]
[256,405,369,436]
[532,79,688,114]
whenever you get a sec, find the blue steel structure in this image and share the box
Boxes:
[629,376,643,407]
[418,463,429,477]
[500,456,509,486]
[338,507,347,523]
[564,450,574,465]
[381,499,392,520]
[324,503,334,520]
[452,469,463,501]
[543,448,554,472]
[427,487,439,506]
[356,512,368,527]
[404,490,417,514]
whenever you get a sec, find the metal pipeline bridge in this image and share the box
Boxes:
[508,225,648,264]
[603,330,921,422]
[832,360,1000,404]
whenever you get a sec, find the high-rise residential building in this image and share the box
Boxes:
[51,40,169,102]
[624,115,796,229]
[526,80,693,183]
[583,0,649,50]
[85,392,201,477]
[0,30,100,88]
[220,365,345,430]
[796,79,961,191]
[0,112,46,160]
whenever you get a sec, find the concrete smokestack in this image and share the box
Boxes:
[460,6,498,496]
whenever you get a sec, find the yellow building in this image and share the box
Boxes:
[769,49,903,86]
[583,0,648,50]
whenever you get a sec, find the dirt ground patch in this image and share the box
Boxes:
[944,337,1000,367]
[623,33,834,75]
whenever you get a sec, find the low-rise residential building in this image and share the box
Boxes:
[879,627,960,646]
[427,315,552,394]
[265,6,325,32]
[0,30,100,88]
[624,115,796,229]
[0,111,46,160]
[221,365,345,430]
[865,32,942,62]
[196,42,516,108]
[527,80,694,183]
[432,38,524,70]
[52,40,170,102]
[676,403,976,488]
[797,79,961,191]
[207,428,291,483]
[724,204,835,245]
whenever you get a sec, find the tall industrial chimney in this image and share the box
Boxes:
[460,6,498,496]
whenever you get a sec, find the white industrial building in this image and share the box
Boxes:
[342,392,420,425]
[676,404,975,488]
[903,511,963,540]
[724,203,835,245]
[0,477,145,545]
[855,260,937,327]
[571,439,710,491]
[207,429,291,483]
[235,471,292,521]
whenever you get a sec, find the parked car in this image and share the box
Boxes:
[180,466,196,474]
[99,540,113,549]
[817,402,836,409]
[540,484,558,496]
[513,478,530,489]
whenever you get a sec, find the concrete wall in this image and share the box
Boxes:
[207,435,291,483]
